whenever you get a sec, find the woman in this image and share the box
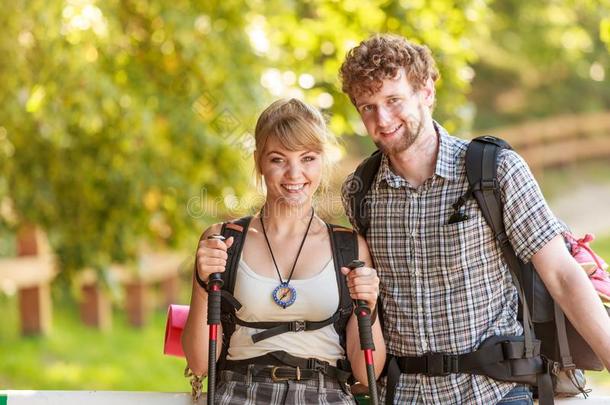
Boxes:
[182,98,385,404]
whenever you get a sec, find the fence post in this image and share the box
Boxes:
[16,224,52,335]
[126,280,149,327]
[80,282,112,330]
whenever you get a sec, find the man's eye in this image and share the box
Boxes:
[360,105,373,113]
[389,98,401,104]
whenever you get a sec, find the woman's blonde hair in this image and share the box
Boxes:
[254,98,335,192]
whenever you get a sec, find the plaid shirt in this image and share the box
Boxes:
[342,123,564,404]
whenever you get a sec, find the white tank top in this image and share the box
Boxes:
[226,259,345,365]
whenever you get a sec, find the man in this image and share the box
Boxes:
[339,33,610,404]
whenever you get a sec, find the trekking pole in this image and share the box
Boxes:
[347,260,379,405]
[206,234,226,405]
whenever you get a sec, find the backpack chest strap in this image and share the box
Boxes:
[235,310,344,343]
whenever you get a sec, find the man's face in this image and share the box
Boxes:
[353,70,434,155]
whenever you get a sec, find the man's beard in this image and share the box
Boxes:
[374,106,425,155]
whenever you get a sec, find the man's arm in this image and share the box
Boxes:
[532,234,610,369]
[341,173,357,228]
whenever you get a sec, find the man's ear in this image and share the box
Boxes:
[421,77,436,108]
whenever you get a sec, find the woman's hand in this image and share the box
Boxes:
[341,265,379,310]
[195,236,234,286]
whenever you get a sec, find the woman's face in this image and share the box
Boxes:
[258,135,323,208]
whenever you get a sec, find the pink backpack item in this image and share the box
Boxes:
[163,304,189,357]
[565,232,610,303]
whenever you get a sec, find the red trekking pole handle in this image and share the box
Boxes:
[206,234,226,405]
[347,260,379,405]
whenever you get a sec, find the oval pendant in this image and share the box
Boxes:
[272,282,297,308]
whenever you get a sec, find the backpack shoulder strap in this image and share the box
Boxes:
[227,222,359,347]
[327,223,359,305]
[465,136,539,356]
[465,135,510,241]
[217,216,252,369]
[347,150,383,236]
[326,223,359,351]
[220,216,252,297]
[466,136,561,400]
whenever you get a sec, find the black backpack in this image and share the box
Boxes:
[209,216,358,376]
[346,135,608,403]
[461,137,608,394]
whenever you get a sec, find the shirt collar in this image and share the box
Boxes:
[374,120,458,190]
[433,121,458,182]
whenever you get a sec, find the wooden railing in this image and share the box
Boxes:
[0,225,56,335]
[1,224,191,334]
[479,111,610,170]
[77,252,190,328]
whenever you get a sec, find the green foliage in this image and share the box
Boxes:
[0,0,265,276]
[0,291,187,390]
[470,0,610,129]
[251,0,490,135]
[0,0,607,280]
[0,0,489,280]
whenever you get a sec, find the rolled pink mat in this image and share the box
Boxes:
[163,304,189,357]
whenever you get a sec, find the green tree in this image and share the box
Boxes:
[470,0,610,129]
[247,0,491,136]
[0,0,491,281]
[0,0,264,277]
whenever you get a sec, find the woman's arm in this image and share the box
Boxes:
[344,235,386,385]
[181,223,232,376]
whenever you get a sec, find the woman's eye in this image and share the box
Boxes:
[271,157,283,163]
[303,155,316,162]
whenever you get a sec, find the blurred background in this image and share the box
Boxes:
[1,0,609,394]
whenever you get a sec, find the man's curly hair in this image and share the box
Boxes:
[339,34,439,103]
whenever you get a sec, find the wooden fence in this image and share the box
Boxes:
[0,225,55,335]
[0,224,190,334]
[481,111,610,170]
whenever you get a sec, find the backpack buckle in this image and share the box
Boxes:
[221,312,235,323]
[290,320,306,332]
[496,232,510,247]
[425,353,458,376]
[481,179,498,190]
[307,358,329,373]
